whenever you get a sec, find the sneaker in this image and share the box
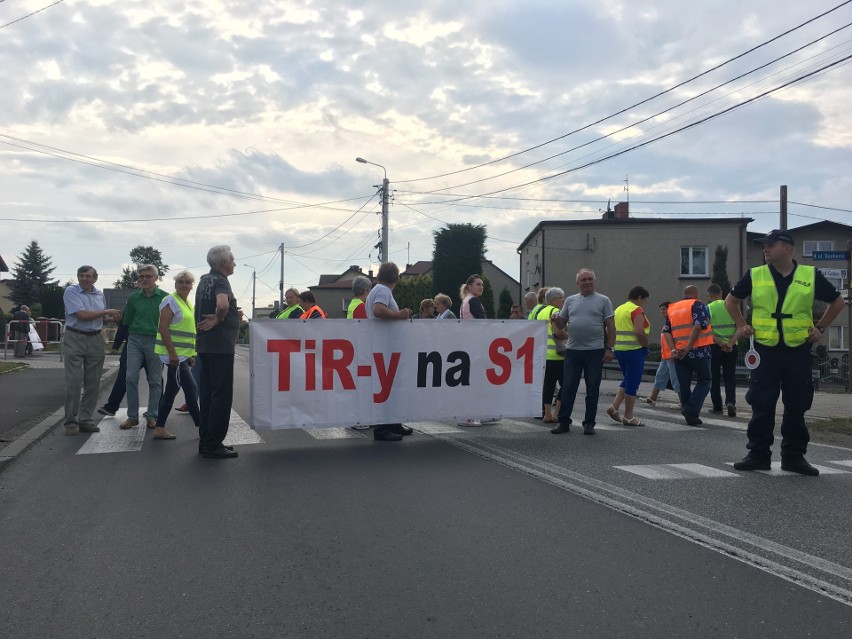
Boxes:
[97,406,116,417]
[458,419,482,427]
[644,397,656,407]
[64,425,80,436]
[79,423,100,433]
[119,417,139,430]
[726,403,737,417]
[582,423,595,435]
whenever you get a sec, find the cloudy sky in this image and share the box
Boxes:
[2,0,851,309]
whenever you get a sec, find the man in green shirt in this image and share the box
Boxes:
[120,264,168,429]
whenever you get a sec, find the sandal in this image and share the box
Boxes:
[606,407,622,423]
[621,417,646,427]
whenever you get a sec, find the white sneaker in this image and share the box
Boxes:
[458,419,482,427]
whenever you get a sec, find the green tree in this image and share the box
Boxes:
[497,287,514,319]
[114,245,169,288]
[432,223,486,314]
[393,275,433,314]
[711,245,731,296]
[480,274,495,318]
[38,282,66,318]
[7,240,57,307]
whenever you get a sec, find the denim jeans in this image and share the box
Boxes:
[675,356,711,417]
[557,349,605,426]
[652,359,681,394]
[125,334,163,420]
[157,360,200,427]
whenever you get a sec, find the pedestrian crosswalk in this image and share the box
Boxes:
[73,410,852,483]
[76,408,262,455]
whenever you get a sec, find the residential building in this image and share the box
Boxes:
[308,265,372,319]
[518,213,753,314]
[401,259,521,308]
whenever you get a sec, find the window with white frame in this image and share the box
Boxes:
[802,240,834,256]
[828,326,846,350]
[680,246,708,276]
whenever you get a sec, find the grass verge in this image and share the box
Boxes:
[808,417,852,447]
[0,361,26,374]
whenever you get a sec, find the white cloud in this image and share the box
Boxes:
[0,0,850,302]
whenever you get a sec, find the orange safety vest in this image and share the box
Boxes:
[300,305,327,319]
[667,298,713,350]
[660,333,673,360]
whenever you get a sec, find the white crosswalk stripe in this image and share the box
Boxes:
[303,427,369,440]
[615,463,740,480]
[828,459,852,468]
[77,409,261,454]
[725,461,850,476]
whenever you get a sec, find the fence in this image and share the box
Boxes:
[3,319,66,361]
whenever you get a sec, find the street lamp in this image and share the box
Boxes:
[244,264,256,320]
[356,156,389,263]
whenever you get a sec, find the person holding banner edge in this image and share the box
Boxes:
[366,262,413,441]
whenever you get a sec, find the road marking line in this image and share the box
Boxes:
[408,421,465,435]
[303,427,368,440]
[77,409,146,455]
[828,459,852,468]
[224,410,264,446]
[725,461,849,476]
[425,433,852,607]
[615,463,739,479]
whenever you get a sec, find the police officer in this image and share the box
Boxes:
[725,229,844,476]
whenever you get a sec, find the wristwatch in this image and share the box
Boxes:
[816,325,826,334]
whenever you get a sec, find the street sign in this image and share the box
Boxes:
[818,268,848,279]
[812,251,850,261]
[841,288,850,300]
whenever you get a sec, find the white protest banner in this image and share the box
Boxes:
[249,319,546,429]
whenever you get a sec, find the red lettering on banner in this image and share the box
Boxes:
[373,352,400,403]
[486,336,535,385]
[517,336,534,384]
[267,339,302,391]
[322,339,356,390]
[486,338,512,385]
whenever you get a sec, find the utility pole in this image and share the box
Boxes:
[847,240,851,393]
[279,242,284,311]
[244,265,256,320]
[780,184,787,230]
[356,157,389,263]
[380,175,389,263]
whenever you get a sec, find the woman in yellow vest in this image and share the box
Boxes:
[606,286,650,426]
[153,270,199,439]
[536,287,568,423]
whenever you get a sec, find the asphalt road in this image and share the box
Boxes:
[1,348,851,638]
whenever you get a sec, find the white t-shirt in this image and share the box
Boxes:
[365,283,398,319]
[158,295,190,363]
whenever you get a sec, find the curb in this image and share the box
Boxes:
[0,365,119,473]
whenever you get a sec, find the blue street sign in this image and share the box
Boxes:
[812,251,850,261]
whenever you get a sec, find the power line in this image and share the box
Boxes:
[0,0,64,30]
[393,0,852,185]
[790,200,852,214]
[0,134,373,211]
[401,52,852,207]
[408,23,852,195]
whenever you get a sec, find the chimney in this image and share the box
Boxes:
[614,201,629,219]
[601,199,614,219]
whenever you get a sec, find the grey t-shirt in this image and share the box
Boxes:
[558,292,614,350]
[365,283,398,319]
